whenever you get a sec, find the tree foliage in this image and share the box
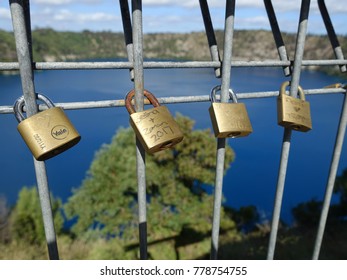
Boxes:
[334,168,347,214]
[10,186,63,244]
[0,196,10,243]
[292,168,347,227]
[292,199,322,227]
[64,114,237,259]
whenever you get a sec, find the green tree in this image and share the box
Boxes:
[333,168,347,218]
[64,114,238,259]
[292,168,347,227]
[292,199,322,227]
[10,186,64,244]
[0,196,10,243]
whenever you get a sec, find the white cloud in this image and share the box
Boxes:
[237,0,269,9]
[41,9,118,23]
[1,0,346,34]
[33,0,101,5]
[237,15,269,27]
[141,0,347,14]
[143,0,177,5]
[33,0,75,4]
[26,6,119,31]
[312,0,347,14]
[141,0,300,10]
[0,7,11,19]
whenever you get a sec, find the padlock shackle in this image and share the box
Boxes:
[13,96,25,123]
[13,93,55,123]
[280,81,306,101]
[125,89,161,115]
[210,85,238,103]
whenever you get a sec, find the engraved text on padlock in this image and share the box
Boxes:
[209,85,253,138]
[277,81,312,132]
[14,94,81,161]
[125,89,184,154]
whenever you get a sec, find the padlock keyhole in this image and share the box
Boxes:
[291,125,302,131]
[159,141,174,150]
[227,132,241,137]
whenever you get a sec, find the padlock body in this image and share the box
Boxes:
[17,107,81,161]
[277,94,312,132]
[129,106,183,154]
[209,102,253,138]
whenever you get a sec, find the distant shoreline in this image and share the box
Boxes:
[1,28,346,78]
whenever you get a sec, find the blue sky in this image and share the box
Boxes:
[0,0,346,35]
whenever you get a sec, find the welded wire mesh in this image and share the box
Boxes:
[1,0,346,260]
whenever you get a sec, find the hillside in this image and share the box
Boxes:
[1,28,346,74]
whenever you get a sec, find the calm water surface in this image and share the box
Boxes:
[0,66,346,224]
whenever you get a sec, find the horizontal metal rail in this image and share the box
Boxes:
[1,60,347,71]
[0,88,344,114]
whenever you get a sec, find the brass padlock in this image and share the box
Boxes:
[125,89,184,154]
[13,94,81,161]
[209,85,253,138]
[277,81,312,132]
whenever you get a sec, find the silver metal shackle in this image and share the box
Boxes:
[210,85,238,103]
[13,94,56,123]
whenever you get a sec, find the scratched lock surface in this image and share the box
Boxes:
[17,107,81,160]
[209,102,253,138]
[129,106,184,154]
[277,94,312,132]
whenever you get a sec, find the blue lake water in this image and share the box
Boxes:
[0,65,346,225]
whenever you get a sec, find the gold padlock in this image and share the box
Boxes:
[209,85,253,138]
[125,89,184,154]
[13,94,81,161]
[277,81,312,132]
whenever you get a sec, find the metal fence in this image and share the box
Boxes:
[0,0,346,260]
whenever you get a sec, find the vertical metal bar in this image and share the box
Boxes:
[267,0,311,260]
[119,0,135,80]
[264,0,291,76]
[9,0,59,260]
[210,0,236,260]
[266,128,291,260]
[199,0,221,78]
[131,0,147,260]
[23,0,33,70]
[313,90,347,259]
[290,0,310,96]
[318,0,346,72]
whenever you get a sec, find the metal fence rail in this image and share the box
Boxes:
[1,0,346,260]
